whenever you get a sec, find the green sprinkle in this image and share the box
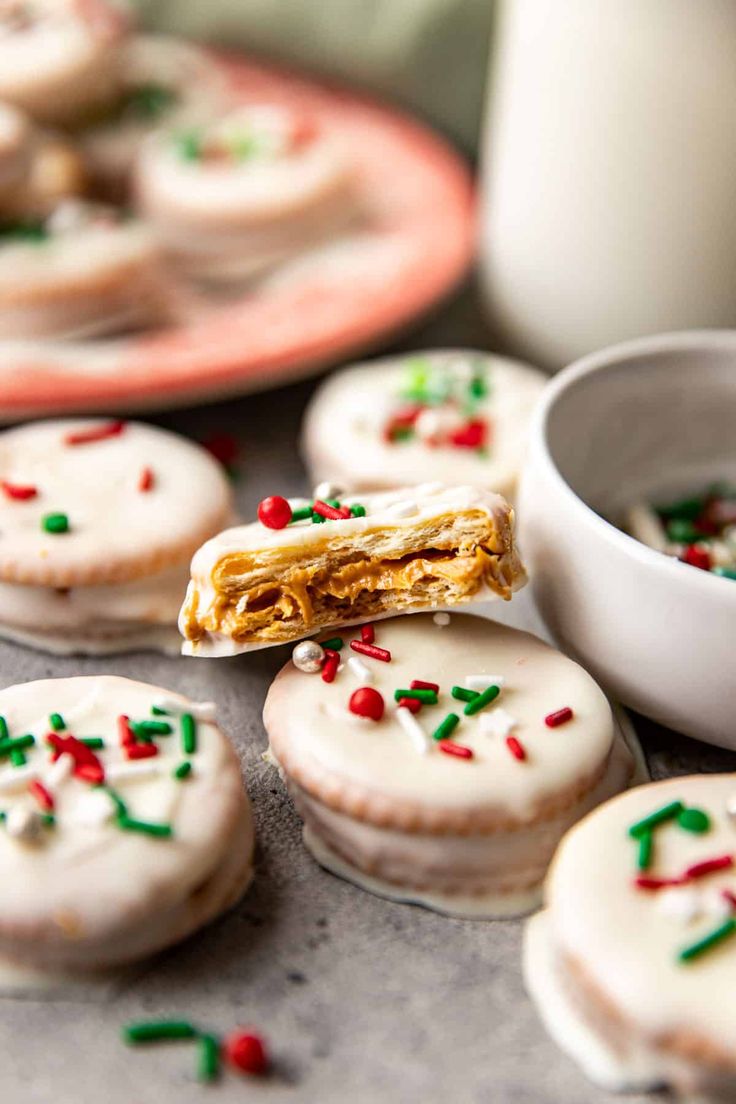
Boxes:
[637,831,653,870]
[0,734,34,756]
[451,686,479,703]
[628,800,683,839]
[176,130,201,161]
[174,761,192,780]
[311,511,327,524]
[197,1034,221,1082]
[350,504,366,518]
[133,720,172,736]
[79,737,105,750]
[0,219,48,244]
[666,519,704,543]
[124,82,177,120]
[123,1020,198,1044]
[42,512,69,534]
[117,816,172,838]
[713,567,736,581]
[657,495,704,522]
[9,748,26,767]
[0,717,7,741]
[290,505,313,523]
[393,688,438,704]
[151,705,169,716]
[49,712,65,732]
[320,637,343,651]
[181,713,196,755]
[432,713,460,741]
[677,807,711,834]
[103,787,128,818]
[389,426,414,443]
[41,813,55,828]
[678,918,736,963]
[469,374,487,400]
[463,684,500,716]
[229,133,258,161]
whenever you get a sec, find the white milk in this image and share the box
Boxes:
[479,0,736,369]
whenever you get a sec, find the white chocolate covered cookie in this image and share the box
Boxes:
[303,349,548,500]
[525,775,736,1099]
[0,0,128,127]
[135,102,356,282]
[180,484,525,656]
[263,613,636,917]
[0,418,233,654]
[0,200,168,339]
[0,675,253,973]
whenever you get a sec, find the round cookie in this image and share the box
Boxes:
[0,200,168,339]
[302,349,548,501]
[525,775,736,1097]
[0,675,253,973]
[0,0,128,127]
[263,613,636,917]
[0,418,233,653]
[0,101,32,205]
[80,34,228,200]
[135,103,356,282]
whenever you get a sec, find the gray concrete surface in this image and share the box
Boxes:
[0,292,731,1103]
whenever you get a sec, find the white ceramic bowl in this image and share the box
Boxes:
[518,330,736,748]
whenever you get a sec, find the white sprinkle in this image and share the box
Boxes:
[5,805,43,843]
[43,753,73,788]
[726,794,736,821]
[152,697,217,722]
[313,481,345,502]
[67,789,117,828]
[348,656,373,683]
[395,706,430,755]
[465,674,505,690]
[433,612,451,627]
[657,887,702,924]
[106,760,164,783]
[625,502,669,554]
[480,708,517,739]
[0,764,38,793]
[384,500,418,519]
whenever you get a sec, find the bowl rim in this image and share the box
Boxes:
[527,328,736,604]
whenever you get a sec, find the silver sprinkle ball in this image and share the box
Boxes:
[6,805,44,844]
[292,639,325,673]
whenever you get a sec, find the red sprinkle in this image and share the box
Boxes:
[138,466,154,493]
[722,889,736,913]
[439,741,473,760]
[223,1030,269,1075]
[360,624,375,644]
[118,714,135,747]
[28,779,54,811]
[126,744,159,761]
[506,735,526,761]
[384,405,423,443]
[64,420,125,446]
[449,419,486,449]
[410,680,439,693]
[313,499,351,520]
[257,495,292,530]
[680,544,711,571]
[46,733,105,783]
[321,649,340,683]
[76,763,105,785]
[349,687,385,721]
[397,696,422,714]
[1,480,37,501]
[685,854,734,880]
[202,432,238,467]
[545,707,574,728]
[635,876,685,891]
[350,640,391,663]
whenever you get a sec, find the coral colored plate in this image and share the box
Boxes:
[0,53,475,421]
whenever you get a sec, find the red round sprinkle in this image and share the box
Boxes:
[257,496,292,530]
[545,707,573,728]
[439,741,473,760]
[64,420,125,446]
[397,696,422,714]
[28,779,54,811]
[1,480,37,501]
[410,679,439,693]
[349,687,385,721]
[223,1030,269,1076]
[126,744,159,761]
[138,466,154,493]
[680,544,711,571]
[349,640,391,662]
[360,623,375,644]
[506,735,526,761]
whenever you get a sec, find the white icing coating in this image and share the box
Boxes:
[0,419,232,586]
[182,483,520,657]
[531,775,736,1094]
[0,675,253,971]
[302,349,548,500]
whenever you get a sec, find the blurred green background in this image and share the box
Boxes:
[135,0,494,153]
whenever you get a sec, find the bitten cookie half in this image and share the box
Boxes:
[263,613,636,917]
[302,349,547,501]
[0,675,253,973]
[525,775,736,1098]
[180,484,525,656]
